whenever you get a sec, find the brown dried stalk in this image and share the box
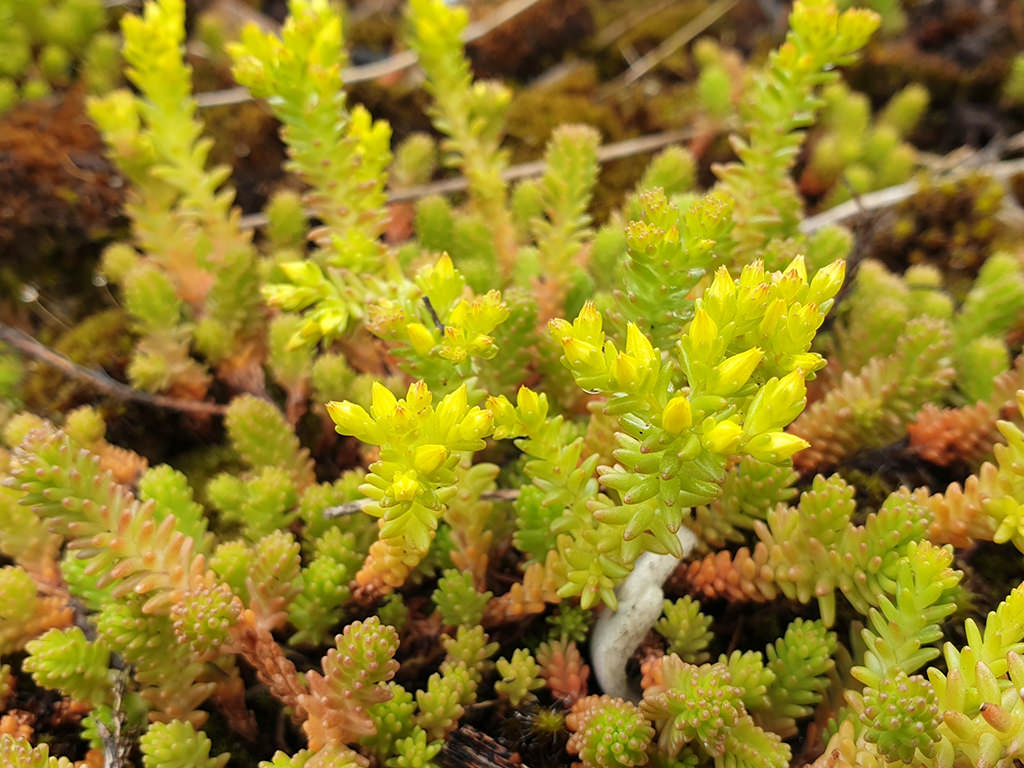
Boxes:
[0,322,227,417]
[194,0,547,109]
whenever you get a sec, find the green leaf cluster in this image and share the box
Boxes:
[90,0,261,393]
[0,0,115,113]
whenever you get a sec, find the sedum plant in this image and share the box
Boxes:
[327,380,494,600]
[801,81,927,207]
[90,0,263,398]
[405,0,515,270]
[0,0,118,113]
[231,0,393,348]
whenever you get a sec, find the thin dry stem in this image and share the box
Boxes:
[0,322,228,417]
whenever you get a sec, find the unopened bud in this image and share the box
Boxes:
[783,254,808,285]
[406,322,435,355]
[575,301,603,342]
[613,354,640,389]
[562,337,600,370]
[413,444,449,475]
[326,401,378,444]
[279,260,323,285]
[516,386,546,423]
[743,431,809,462]
[459,408,494,441]
[405,380,433,414]
[548,317,572,342]
[370,381,398,420]
[808,259,846,306]
[688,306,718,350]
[662,396,693,435]
[704,267,736,315]
[703,419,743,454]
[391,470,420,502]
[434,383,467,426]
[713,348,763,395]
[625,323,656,367]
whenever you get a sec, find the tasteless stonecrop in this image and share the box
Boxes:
[327,381,494,600]
[501,257,842,606]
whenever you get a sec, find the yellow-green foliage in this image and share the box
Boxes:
[715,0,879,267]
[0,734,73,768]
[140,721,229,768]
[368,254,510,391]
[90,0,261,394]
[327,381,494,595]
[232,0,392,347]
[405,0,514,264]
[516,256,841,607]
[806,82,926,206]
[0,0,117,113]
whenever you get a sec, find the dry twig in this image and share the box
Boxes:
[195,0,545,109]
[0,322,228,416]
[604,0,738,92]
[800,157,1024,234]
[238,128,695,230]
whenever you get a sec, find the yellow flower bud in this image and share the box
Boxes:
[548,317,572,342]
[703,419,743,454]
[487,394,516,427]
[744,431,809,462]
[439,326,468,363]
[785,352,825,374]
[435,252,455,280]
[807,259,846,306]
[759,298,786,338]
[263,283,311,312]
[447,301,468,328]
[370,381,398,420]
[406,322,435,356]
[405,380,433,414]
[516,386,547,423]
[575,301,603,343]
[434,383,468,427]
[704,266,736,315]
[738,259,765,292]
[326,400,378,444]
[469,333,498,359]
[317,308,347,336]
[413,444,449,475]
[773,369,807,419]
[744,369,808,437]
[459,407,494,441]
[279,260,323,285]
[662,396,693,435]
[783,254,808,285]
[625,323,656,368]
[688,306,718,350]
[613,353,640,390]
[561,337,600,370]
[712,347,764,395]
